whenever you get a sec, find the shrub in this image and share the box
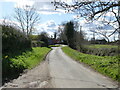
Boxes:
[32,41,44,47]
[37,32,49,47]
[2,25,32,55]
[84,47,118,56]
[79,45,118,56]
[2,25,32,83]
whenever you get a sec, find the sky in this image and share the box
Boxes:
[0,0,119,41]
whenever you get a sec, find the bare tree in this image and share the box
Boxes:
[14,5,40,37]
[58,23,67,44]
[2,17,14,26]
[51,0,120,38]
[88,21,116,42]
[90,28,110,42]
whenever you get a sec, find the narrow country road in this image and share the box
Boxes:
[2,46,118,89]
[48,47,118,88]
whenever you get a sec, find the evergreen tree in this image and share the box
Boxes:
[64,21,76,49]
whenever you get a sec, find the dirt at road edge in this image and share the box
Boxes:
[2,57,53,88]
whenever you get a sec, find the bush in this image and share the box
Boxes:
[38,32,49,47]
[2,25,32,55]
[2,25,32,83]
[78,45,118,56]
[32,41,44,47]
[84,47,118,56]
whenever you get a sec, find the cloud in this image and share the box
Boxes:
[73,15,80,19]
[36,20,58,36]
[2,0,65,15]
[78,18,88,25]
[14,0,34,8]
[2,0,66,15]
[2,0,35,8]
[81,20,117,41]
[34,2,66,15]
[0,19,20,26]
[2,0,53,2]
[83,20,114,31]
[37,10,63,15]
[46,20,56,27]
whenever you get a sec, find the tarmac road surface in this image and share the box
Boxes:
[48,47,118,88]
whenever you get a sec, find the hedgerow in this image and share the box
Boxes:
[2,25,31,55]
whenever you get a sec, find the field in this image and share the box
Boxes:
[62,46,119,82]
[86,44,118,49]
[49,44,61,47]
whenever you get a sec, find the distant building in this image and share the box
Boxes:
[48,39,54,45]
[48,39,60,45]
[91,39,107,44]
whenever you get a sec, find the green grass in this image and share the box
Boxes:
[49,45,61,47]
[62,46,119,82]
[3,47,51,81]
[87,44,118,49]
[10,47,51,69]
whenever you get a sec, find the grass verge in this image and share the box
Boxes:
[49,45,60,47]
[62,46,119,82]
[2,47,51,83]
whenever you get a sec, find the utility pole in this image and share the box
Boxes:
[93,32,95,41]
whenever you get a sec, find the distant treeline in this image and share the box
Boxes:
[58,21,119,56]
